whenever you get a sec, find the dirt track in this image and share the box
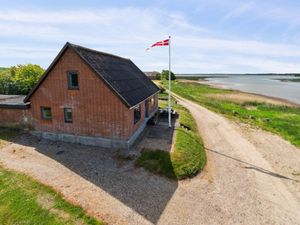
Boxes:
[170,95,300,224]
[0,96,300,224]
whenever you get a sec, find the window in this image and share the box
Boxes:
[150,96,154,105]
[134,104,141,124]
[64,108,73,123]
[67,71,79,89]
[41,107,52,120]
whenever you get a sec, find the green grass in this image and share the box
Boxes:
[136,95,206,180]
[162,80,300,148]
[135,150,177,179]
[158,92,176,109]
[0,167,103,225]
[174,104,197,132]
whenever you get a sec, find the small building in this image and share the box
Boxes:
[144,71,160,80]
[0,95,31,127]
[0,42,160,148]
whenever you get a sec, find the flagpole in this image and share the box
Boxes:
[168,36,171,128]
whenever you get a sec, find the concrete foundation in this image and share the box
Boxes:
[31,109,157,149]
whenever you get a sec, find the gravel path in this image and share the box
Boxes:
[0,96,300,224]
[170,95,300,225]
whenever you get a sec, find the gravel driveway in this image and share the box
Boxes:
[0,96,300,224]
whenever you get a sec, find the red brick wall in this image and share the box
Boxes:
[0,108,32,127]
[29,47,155,140]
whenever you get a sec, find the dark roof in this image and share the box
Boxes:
[25,42,160,108]
[0,95,30,109]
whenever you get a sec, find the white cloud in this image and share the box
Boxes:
[0,10,109,24]
[0,7,299,73]
[175,36,300,57]
[217,0,300,29]
[0,23,62,39]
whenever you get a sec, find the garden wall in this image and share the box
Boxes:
[0,107,32,128]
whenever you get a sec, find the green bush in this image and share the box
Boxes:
[154,72,161,80]
[161,70,176,80]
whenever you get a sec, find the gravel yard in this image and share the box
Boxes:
[0,96,300,224]
[0,134,177,225]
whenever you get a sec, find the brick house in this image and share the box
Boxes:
[0,42,160,148]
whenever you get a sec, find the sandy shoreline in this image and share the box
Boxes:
[194,79,300,107]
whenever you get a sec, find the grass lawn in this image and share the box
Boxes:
[136,92,206,180]
[163,80,300,148]
[0,128,103,225]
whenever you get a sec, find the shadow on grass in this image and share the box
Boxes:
[205,147,299,183]
[135,150,177,179]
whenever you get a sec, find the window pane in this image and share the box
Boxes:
[134,104,141,124]
[71,74,78,87]
[64,108,73,123]
[41,107,52,120]
[68,72,79,89]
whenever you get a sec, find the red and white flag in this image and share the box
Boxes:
[146,38,170,51]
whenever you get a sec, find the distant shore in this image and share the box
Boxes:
[273,78,300,82]
[176,73,300,77]
[181,78,300,107]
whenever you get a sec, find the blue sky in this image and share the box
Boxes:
[1,0,300,73]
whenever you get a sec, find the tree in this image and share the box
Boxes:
[0,64,44,95]
[154,72,161,80]
[161,70,176,80]
[0,72,13,94]
[14,64,44,94]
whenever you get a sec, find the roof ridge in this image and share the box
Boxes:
[68,42,131,61]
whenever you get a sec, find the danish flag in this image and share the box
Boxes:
[146,38,170,51]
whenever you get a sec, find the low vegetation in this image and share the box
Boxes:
[136,150,177,178]
[278,78,300,82]
[164,80,300,148]
[136,90,206,180]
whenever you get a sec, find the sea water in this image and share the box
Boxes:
[183,75,300,105]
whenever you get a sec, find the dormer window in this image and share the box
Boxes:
[67,71,79,89]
